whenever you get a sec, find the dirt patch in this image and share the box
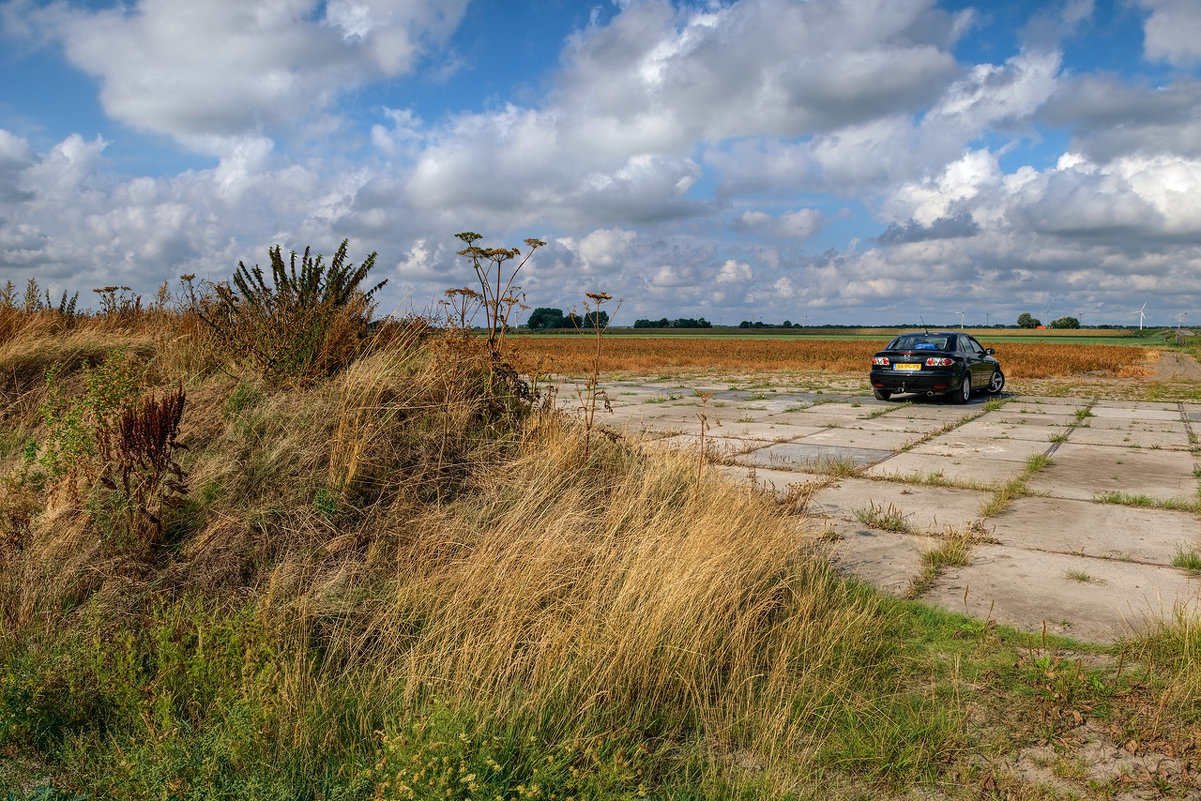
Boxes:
[1152,350,1201,381]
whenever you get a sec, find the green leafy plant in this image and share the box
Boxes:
[188,239,385,382]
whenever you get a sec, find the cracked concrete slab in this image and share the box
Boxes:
[1025,442,1200,502]
[910,435,1054,463]
[711,464,828,499]
[734,442,894,471]
[1062,424,1192,450]
[805,476,992,534]
[920,544,1200,644]
[865,451,1022,486]
[824,520,939,597]
[989,496,1199,564]
[797,427,926,451]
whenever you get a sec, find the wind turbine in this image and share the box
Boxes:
[1134,302,1147,330]
[958,306,966,329]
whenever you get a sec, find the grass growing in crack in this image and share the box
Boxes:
[1048,432,1069,443]
[1025,452,1053,472]
[1093,491,1201,513]
[906,528,974,599]
[977,453,1052,517]
[864,401,912,419]
[854,501,917,535]
[983,397,1008,412]
[979,477,1031,517]
[1172,548,1201,573]
[802,454,859,476]
[897,411,985,453]
[1073,407,1094,422]
[1065,569,1102,584]
[869,471,995,491]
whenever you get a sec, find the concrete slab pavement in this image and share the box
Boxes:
[589,377,1201,643]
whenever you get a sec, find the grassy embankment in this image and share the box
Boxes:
[0,264,1198,799]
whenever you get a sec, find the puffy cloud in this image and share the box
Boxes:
[732,208,823,238]
[716,259,753,283]
[1042,74,1201,161]
[3,0,1201,325]
[1137,0,1201,66]
[14,0,468,151]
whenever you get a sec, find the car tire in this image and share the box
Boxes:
[987,369,1005,395]
[873,388,892,401]
[952,372,971,404]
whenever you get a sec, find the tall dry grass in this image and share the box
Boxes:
[296,418,924,788]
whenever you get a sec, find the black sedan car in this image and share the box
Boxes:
[869,331,1004,403]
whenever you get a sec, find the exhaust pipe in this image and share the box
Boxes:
[926,391,935,396]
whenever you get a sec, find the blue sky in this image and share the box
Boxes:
[2,0,1200,327]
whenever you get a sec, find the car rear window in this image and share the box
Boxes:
[889,335,952,351]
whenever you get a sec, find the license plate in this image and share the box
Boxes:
[895,363,921,370]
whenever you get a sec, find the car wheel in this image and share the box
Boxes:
[987,369,1005,395]
[873,388,892,401]
[952,372,971,404]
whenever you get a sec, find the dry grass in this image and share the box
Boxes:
[509,336,1153,379]
[0,302,1198,799]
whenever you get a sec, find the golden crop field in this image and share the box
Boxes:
[508,336,1154,379]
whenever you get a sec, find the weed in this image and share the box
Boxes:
[983,397,1007,412]
[854,501,916,534]
[95,385,188,549]
[1065,570,1101,584]
[186,239,385,382]
[1048,432,1068,443]
[805,454,858,476]
[907,528,973,598]
[1074,407,1094,421]
[695,390,714,477]
[1172,548,1201,573]
[1025,453,1053,472]
[454,232,545,356]
[1094,491,1201,512]
[576,291,619,460]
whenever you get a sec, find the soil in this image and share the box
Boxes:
[1152,349,1201,381]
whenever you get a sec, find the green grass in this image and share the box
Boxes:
[977,453,1052,517]
[906,530,974,599]
[1065,569,1102,584]
[854,501,917,534]
[1172,548,1201,573]
[1093,491,1201,512]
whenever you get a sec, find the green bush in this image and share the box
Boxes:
[190,240,386,383]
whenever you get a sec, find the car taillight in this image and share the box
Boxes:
[925,357,954,366]
[872,357,889,365]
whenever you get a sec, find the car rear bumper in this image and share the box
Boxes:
[870,368,962,395]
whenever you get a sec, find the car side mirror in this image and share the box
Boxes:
[985,348,995,355]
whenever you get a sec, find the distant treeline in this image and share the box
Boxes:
[633,317,713,328]
[527,307,610,330]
